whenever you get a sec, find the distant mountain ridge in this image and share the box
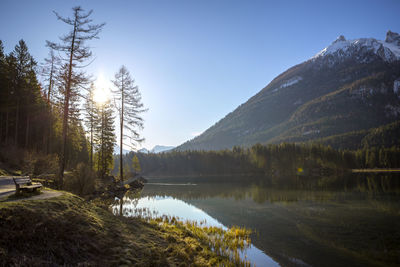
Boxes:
[114,145,175,155]
[114,145,131,155]
[177,31,400,151]
[151,145,175,153]
[137,145,175,154]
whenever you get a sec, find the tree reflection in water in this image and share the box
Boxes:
[116,173,400,267]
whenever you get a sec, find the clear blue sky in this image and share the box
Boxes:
[1,0,399,150]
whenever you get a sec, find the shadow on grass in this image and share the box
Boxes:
[2,190,42,202]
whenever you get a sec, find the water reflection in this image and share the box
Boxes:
[114,194,279,267]
[117,173,400,267]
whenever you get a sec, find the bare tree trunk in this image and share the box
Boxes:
[119,76,124,182]
[0,112,3,143]
[119,198,123,216]
[47,120,51,154]
[14,99,19,146]
[90,122,93,170]
[59,20,77,188]
[46,63,53,154]
[5,105,9,145]
[48,60,54,102]
[101,106,105,180]
[25,115,29,148]
[43,129,47,152]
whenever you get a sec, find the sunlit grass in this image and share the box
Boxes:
[0,192,255,266]
[114,204,254,266]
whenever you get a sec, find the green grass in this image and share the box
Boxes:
[0,191,251,266]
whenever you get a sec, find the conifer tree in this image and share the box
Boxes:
[0,40,58,154]
[3,52,17,146]
[47,6,105,186]
[84,83,98,170]
[13,40,31,146]
[111,66,146,182]
[94,100,115,181]
[132,154,141,173]
[12,40,40,148]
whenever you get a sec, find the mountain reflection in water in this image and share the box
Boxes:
[117,173,400,267]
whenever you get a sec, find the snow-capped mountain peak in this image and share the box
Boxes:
[312,31,400,63]
[385,30,400,46]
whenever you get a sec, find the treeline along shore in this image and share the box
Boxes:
[116,143,400,185]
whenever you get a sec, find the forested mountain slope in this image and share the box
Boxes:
[177,31,400,151]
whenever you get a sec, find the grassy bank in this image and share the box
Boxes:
[0,192,250,266]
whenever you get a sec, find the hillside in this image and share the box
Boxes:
[177,31,400,151]
[314,120,400,150]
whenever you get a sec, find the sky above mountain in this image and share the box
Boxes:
[1,0,399,149]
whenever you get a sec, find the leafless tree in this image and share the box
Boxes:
[112,66,146,182]
[41,47,60,103]
[47,6,105,187]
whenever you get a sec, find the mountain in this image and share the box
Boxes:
[136,146,175,154]
[138,148,150,154]
[177,31,400,151]
[113,145,131,155]
[151,145,175,153]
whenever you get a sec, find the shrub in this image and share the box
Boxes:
[32,154,59,176]
[64,163,96,196]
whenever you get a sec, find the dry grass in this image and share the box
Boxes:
[0,192,251,266]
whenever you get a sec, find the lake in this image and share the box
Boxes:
[115,174,400,266]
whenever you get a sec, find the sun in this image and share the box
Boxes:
[93,73,111,104]
[93,87,110,104]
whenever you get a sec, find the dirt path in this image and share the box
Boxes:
[0,176,62,201]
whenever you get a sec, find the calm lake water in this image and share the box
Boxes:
[115,174,400,267]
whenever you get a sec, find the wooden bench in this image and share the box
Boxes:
[12,176,42,195]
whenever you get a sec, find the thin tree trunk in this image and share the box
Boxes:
[25,115,29,148]
[5,105,9,145]
[43,128,47,152]
[120,121,123,181]
[46,66,53,154]
[47,119,51,154]
[119,199,123,216]
[48,60,54,103]
[59,19,77,188]
[101,107,105,180]
[119,76,124,182]
[100,106,105,177]
[14,99,19,146]
[0,112,2,143]
[90,122,93,170]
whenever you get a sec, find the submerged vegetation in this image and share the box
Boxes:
[151,217,252,266]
